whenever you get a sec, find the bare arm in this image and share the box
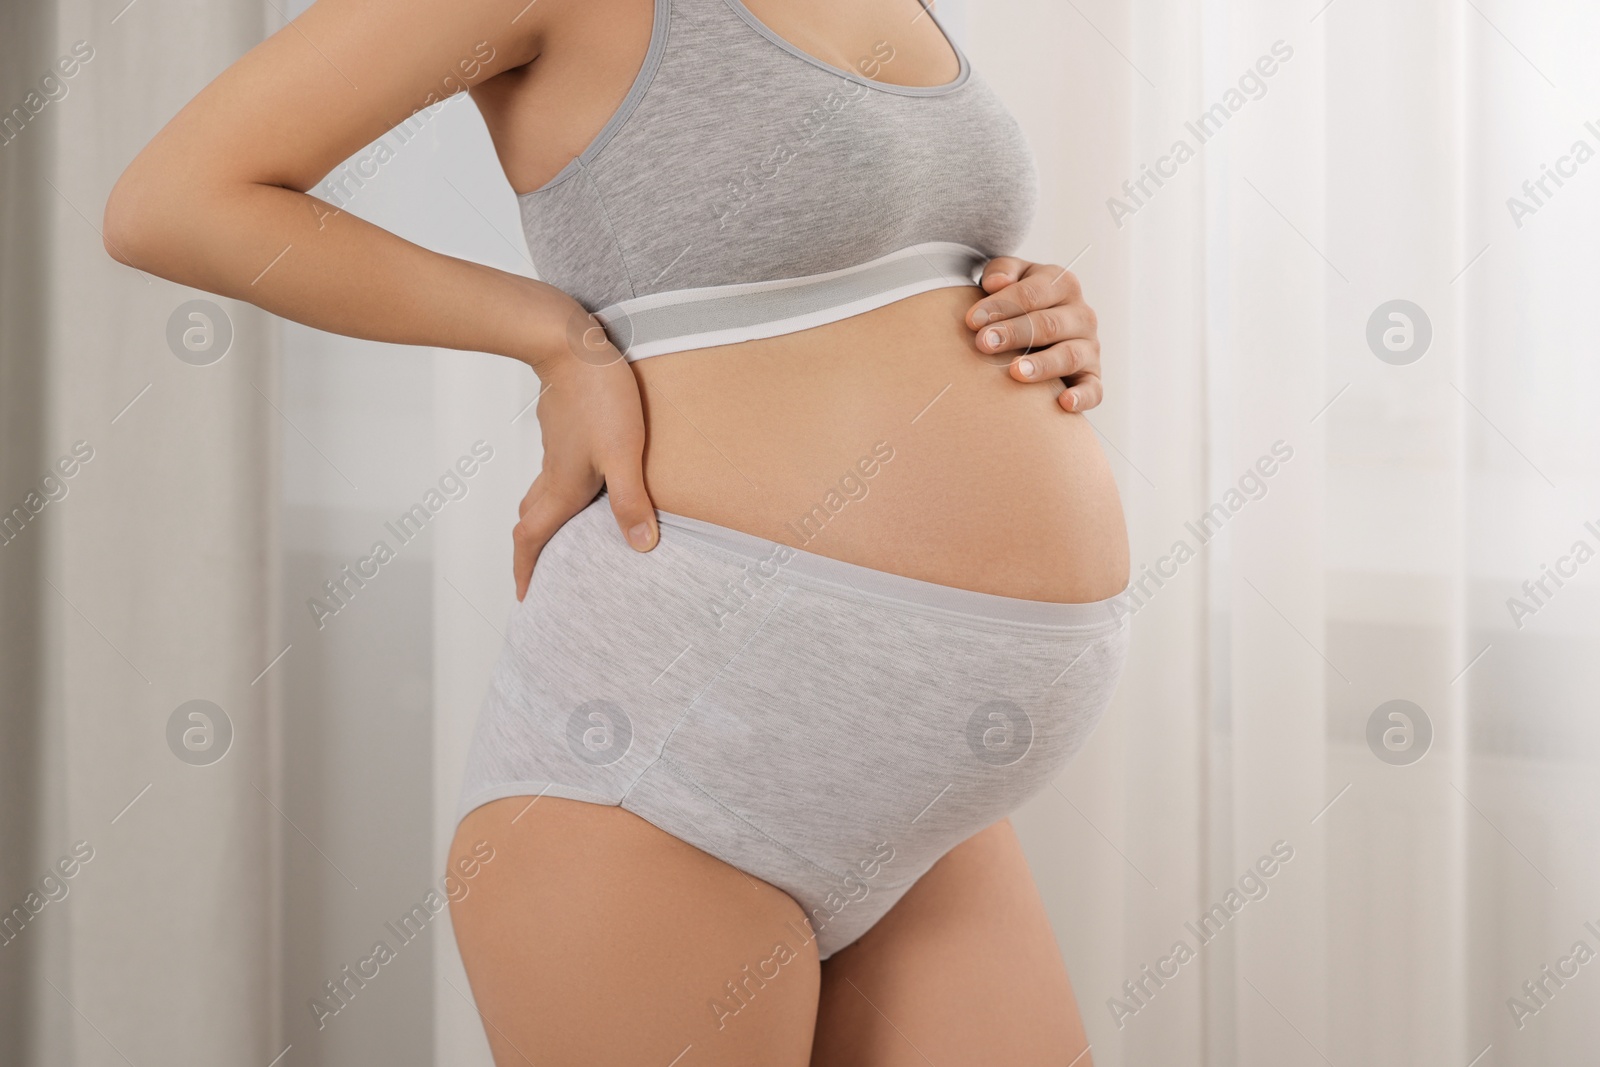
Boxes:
[107,0,664,589]
[103,0,568,365]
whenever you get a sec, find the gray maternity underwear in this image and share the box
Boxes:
[457,497,1129,960]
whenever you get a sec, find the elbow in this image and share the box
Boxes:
[102,162,160,269]
[103,150,200,271]
[103,155,252,280]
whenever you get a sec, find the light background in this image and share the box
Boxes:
[3,0,1599,1064]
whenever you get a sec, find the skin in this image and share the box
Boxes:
[629,282,1126,603]
[449,797,822,1066]
[105,0,1118,1060]
[492,0,1119,598]
[450,799,1091,1067]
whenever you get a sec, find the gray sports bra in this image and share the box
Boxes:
[517,0,1040,360]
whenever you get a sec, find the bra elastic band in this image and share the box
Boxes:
[595,241,987,361]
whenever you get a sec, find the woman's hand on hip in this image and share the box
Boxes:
[512,306,658,601]
[965,258,1103,413]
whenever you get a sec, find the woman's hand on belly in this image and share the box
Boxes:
[511,303,660,601]
[966,258,1104,414]
[632,286,1131,604]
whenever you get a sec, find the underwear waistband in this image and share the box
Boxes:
[646,502,1131,634]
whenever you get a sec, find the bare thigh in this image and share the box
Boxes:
[449,796,822,1067]
[809,819,1092,1067]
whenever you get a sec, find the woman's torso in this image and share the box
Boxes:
[473,0,1129,602]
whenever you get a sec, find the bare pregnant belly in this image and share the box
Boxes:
[632,285,1130,604]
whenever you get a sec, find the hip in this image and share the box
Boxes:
[461,496,1130,866]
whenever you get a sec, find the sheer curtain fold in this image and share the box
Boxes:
[2,0,283,1063]
[5,0,1598,1062]
[974,1,1595,1065]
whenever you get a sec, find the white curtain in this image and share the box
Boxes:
[7,0,1600,1063]
[2,0,284,1064]
[970,0,1600,1064]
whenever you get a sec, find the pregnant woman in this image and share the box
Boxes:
[105,0,1130,1061]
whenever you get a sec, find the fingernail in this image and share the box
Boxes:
[985,329,1003,349]
[1065,391,1078,411]
[972,308,991,326]
[1016,358,1035,378]
[628,522,654,550]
